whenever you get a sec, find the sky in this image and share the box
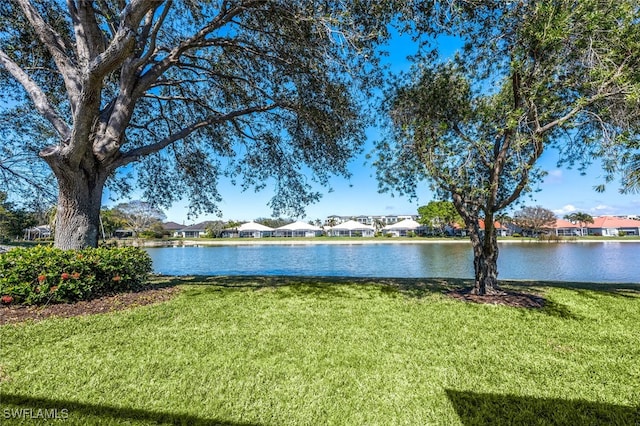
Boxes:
[104,32,640,225]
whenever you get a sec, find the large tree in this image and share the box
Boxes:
[375,0,640,294]
[512,206,556,237]
[417,200,461,235]
[0,0,394,249]
[113,200,166,237]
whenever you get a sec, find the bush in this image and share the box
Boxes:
[538,234,561,242]
[0,246,152,305]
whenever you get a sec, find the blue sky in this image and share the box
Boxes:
[106,31,640,224]
[152,142,639,224]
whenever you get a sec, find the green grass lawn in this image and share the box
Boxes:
[1,277,639,425]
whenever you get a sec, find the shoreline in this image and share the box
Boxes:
[129,237,640,248]
[3,238,638,251]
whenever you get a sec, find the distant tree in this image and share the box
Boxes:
[113,201,166,237]
[372,218,385,232]
[204,221,227,238]
[494,212,514,235]
[564,212,594,236]
[417,201,462,235]
[375,0,640,295]
[513,206,557,236]
[0,0,396,249]
[0,193,37,239]
[1,192,57,241]
[99,208,128,239]
[139,222,168,239]
[0,192,16,239]
[225,221,243,230]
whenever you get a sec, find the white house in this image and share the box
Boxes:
[23,225,51,240]
[274,221,323,237]
[328,220,375,237]
[382,218,424,237]
[175,221,219,238]
[235,221,274,238]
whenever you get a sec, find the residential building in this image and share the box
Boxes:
[274,221,323,237]
[327,220,375,237]
[587,216,640,236]
[547,219,581,236]
[221,221,274,238]
[381,218,425,237]
[175,221,220,238]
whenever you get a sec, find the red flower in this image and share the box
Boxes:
[1,295,14,304]
[37,274,46,283]
[61,273,70,280]
[71,272,81,279]
[50,286,58,292]
[112,276,121,282]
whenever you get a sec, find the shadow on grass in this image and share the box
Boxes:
[153,274,470,296]
[153,274,640,293]
[445,389,640,425]
[0,393,261,426]
[150,275,639,319]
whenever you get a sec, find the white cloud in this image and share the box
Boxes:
[544,169,563,184]
[553,204,577,215]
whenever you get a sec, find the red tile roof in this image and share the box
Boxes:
[478,219,506,230]
[589,216,640,229]
[550,219,580,229]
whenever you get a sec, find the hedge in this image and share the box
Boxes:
[0,246,152,305]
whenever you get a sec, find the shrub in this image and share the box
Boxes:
[0,246,152,305]
[538,234,561,242]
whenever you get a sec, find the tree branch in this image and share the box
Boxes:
[113,103,279,169]
[68,0,107,65]
[88,0,158,78]
[536,91,619,134]
[0,50,71,141]
[495,134,543,211]
[15,0,81,108]
[133,0,172,69]
[134,1,263,97]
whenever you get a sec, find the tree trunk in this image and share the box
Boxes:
[468,221,501,295]
[52,167,106,250]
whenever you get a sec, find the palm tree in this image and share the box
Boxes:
[564,212,594,236]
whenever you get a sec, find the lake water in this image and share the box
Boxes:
[145,242,640,283]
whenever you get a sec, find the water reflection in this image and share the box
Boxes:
[145,242,640,283]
